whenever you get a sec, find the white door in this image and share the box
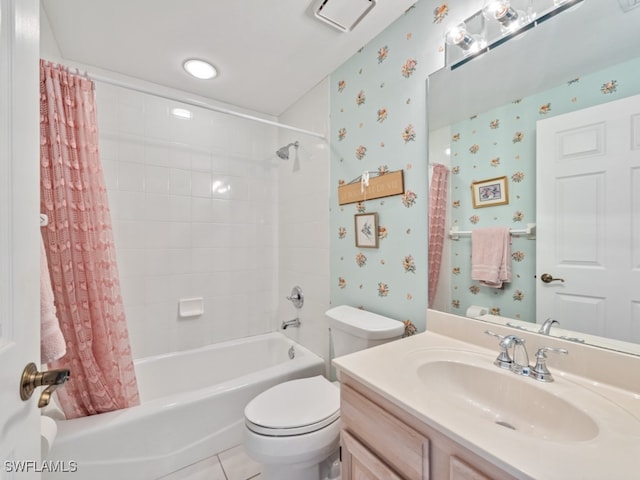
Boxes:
[536,94,640,343]
[0,0,42,475]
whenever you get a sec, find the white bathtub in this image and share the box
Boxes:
[44,332,325,480]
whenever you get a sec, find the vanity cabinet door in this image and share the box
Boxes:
[339,375,518,480]
[341,384,430,479]
[450,457,492,480]
[342,430,403,480]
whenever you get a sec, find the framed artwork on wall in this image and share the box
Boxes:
[471,176,509,208]
[354,212,379,248]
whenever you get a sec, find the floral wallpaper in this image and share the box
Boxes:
[449,55,640,323]
[329,0,456,332]
[329,0,639,333]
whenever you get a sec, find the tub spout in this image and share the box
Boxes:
[281,317,301,329]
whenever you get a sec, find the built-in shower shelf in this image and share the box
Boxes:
[179,297,204,318]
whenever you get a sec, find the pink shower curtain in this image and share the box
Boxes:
[428,164,449,307]
[39,60,139,418]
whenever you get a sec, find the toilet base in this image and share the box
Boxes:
[260,448,340,480]
[243,417,341,480]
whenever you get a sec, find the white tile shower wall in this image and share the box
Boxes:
[276,78,331,370]
[96,81,280,358]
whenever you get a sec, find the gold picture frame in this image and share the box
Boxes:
[354,213,379,248]
[471,176,509,208]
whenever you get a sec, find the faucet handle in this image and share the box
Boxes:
[484,330,513,369]
[530,346,568,382]
[484,330,505,340]
[286,286,304,309]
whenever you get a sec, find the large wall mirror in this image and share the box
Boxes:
[427,1,640,355]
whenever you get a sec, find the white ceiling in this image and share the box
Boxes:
[41,1,640,124]
[41,0,416,117]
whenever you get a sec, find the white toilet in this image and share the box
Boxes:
[243,305,405,480]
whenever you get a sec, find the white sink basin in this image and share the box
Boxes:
[334,326,640,480]
[415,354,599,442]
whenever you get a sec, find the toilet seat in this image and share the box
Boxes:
[245,375,340,437]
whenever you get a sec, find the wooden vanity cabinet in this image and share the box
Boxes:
[340,381,429,479]
[339,374,517,480]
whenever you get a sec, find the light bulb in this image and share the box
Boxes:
[445,23,476,51]
[483,0,529,34]
[482,0,521,28]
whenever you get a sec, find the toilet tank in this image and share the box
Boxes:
[326,305,405,358]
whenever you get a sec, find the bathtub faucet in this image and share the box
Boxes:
[281,317,301,329]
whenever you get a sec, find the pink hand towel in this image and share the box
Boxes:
[41,237,66,363]
[471,227,512,288]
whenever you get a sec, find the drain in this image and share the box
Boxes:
[495,420,516,431]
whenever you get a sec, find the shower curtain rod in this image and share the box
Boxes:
[88,73,327,140]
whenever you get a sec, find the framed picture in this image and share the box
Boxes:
[354,213,379,248]
[471,176,509,208]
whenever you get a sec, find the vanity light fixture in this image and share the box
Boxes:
[445,23,479,51]
[183,59,218,80]
[443,9,488,59]
[482,0,525,31]
[445,0,583,70]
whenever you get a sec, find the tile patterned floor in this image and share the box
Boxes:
[159,445,262,480]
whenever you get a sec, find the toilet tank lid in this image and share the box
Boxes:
[325,305,404,340]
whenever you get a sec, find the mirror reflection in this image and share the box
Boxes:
[427,1,640,355]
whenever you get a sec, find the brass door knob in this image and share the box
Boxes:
[540,273,565,284]
[20,362,70,408]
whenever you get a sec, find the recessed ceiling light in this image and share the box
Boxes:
[183,59,217,80]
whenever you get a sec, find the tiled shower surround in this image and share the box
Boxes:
[96,83,281,358]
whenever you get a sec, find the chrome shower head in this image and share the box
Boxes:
[276,141,299,160]
[276,147,289,160]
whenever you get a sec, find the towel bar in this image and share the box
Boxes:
[449,223,536,240]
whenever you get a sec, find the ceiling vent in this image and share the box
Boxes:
[313,0,376,32]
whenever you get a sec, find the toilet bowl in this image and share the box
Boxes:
[243,376,341,480]
[243,305,404,480]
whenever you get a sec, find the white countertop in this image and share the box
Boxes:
[333,316,640,480]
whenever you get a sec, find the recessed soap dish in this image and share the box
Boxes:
[178,297,204,318]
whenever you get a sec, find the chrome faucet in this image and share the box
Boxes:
[538,318,559,335]
[485,331,512,368]
[509,337,529,376]
[486,331,570,382]
[485,331,529,376]
[281,317,301,329]
[530,346,568,382]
